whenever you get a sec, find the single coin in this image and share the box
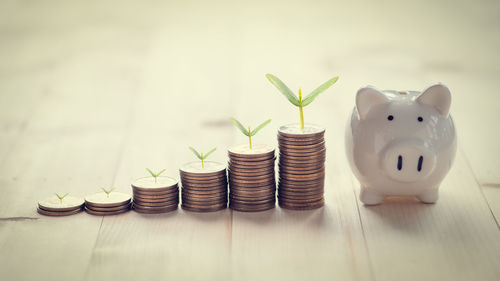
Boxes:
[85,192,131,207]
[278,140,326,149]
[131,176,178,192]
[37,207,83,216]
[181,204,227,212]
[278,171,325,180]
[133,200,178,208]
[229,202,275,212]
[180,174,227,182]
[182,192,227,200]
[278,136,324,144]
[132,203,178,213]
[228,144,275,156]
[228,172,275,181]
[180,161,226,175]
[133,205,178,214]
[278,123,325,137]
[279,198,325,210]
[279,148,326,157]
[38,195,84,212]
[85,207,130,216]
[181,181,227,189]
[133,197,178,204]
[86,203,132,212]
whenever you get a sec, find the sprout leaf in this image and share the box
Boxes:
[250,119,272,136]
[204,147,217,158]
[230,117,249,136]
[302,76,339,106]
[189,147,202,159]
[265,74,299,106]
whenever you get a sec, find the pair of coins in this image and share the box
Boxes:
[180,161,228,212]
[278,124,326,210]
[228,144,276,212]
[85,192,132,215]
[37,195,84,216]
[131,177,179,213]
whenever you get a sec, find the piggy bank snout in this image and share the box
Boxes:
[382,140,436,183]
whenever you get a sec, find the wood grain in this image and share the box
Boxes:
[0,0,499,281]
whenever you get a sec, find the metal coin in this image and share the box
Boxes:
[180,161,226,175]
[229,202,275,212]
[278,123,325,137]
[85,192,131,208]
[85,207,130,216]
[37,207,83,216]
[228,144,275,156]
[181,204,227,212]
[85,203,131,212]
[133,204,178,214]
[38,195,84,212]
[131,176,178,192]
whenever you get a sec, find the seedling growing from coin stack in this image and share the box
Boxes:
[54,192,69,204]
[181,146,228,212]
[265,73,338,210]
[188,147,217,168]
[101,187,115,198]
[265,74,338,129]
[146,168,166,184]
[230,117,272,149]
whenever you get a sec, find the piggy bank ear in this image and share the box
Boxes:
[417,84,451,117]
[356,86,389,120]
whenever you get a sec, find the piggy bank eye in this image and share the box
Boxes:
[387,115,394,121]
[418,116,423,122]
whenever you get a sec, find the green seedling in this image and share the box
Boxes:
[101,187,115,198]
[266,74,339,129]
[189,147,217,168]
[54,193,69,204]
[230,117,272,149]
[146,168,166,184]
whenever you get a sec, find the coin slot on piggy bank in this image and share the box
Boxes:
[345,84,457,205]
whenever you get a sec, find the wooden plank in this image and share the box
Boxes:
[229,64,373,280]
[355,151,500,281]
[84,34,236,280]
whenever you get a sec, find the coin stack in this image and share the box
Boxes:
[131,177,179,213]
[37,195,84,216]
[228,144,276,212]
[85,192,132,215]
[180,161,227,212]
[278,124,326,210]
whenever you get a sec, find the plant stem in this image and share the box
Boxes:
[248,126,252,149]
[201,152,204,168]
[299,88,304,129]
[154,175,157,184]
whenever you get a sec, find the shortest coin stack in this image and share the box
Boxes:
[85,192,132,215]
[180,161,228,212]
[38,195,84,216]
[131,177,179,213]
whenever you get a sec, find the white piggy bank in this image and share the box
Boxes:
[345,84,457,205]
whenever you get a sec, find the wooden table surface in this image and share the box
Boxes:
[1,1,499,280]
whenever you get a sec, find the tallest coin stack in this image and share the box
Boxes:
[277,124,326,210]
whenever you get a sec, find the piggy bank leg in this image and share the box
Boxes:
[417,188,439,204]
[360,186,384,205]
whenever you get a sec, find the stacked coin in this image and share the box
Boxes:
[37,195,84,216]
[278,124,326,210]
[131,177,179,213]
[228,144,276,212]
[85,192,131,215]
[180,161,227,212]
